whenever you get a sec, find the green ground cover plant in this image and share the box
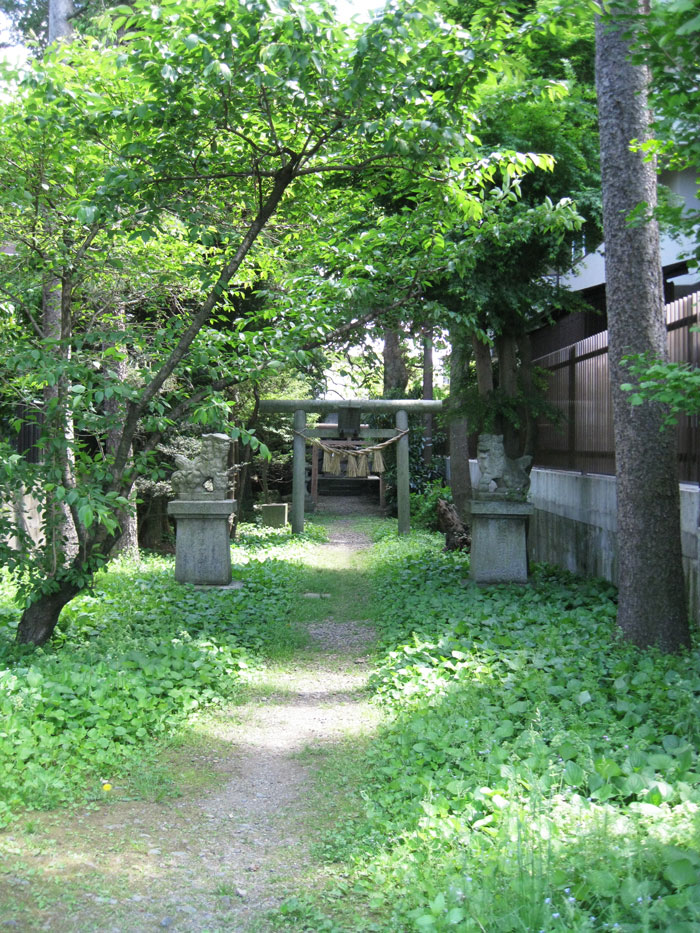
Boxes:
[287,527,700,933]
[410,482,453,533]
[0,525,320,826]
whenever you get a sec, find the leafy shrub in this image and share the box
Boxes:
[324,532,700,932]
[410,480,452,532]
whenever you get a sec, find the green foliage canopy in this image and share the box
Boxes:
[1,0,556,639]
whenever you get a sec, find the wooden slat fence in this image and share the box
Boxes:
[533,291,700,481]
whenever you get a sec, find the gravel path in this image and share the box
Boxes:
[15,510,379,932]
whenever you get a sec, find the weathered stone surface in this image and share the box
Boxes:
[474,434,532,501]
[469,500,533,584]
[167,499,236,585]
[260,503,288,527]
[171,434,231,501]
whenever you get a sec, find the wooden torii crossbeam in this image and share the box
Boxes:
[259,399,443,535]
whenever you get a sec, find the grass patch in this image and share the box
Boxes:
[0,524,320,825]
[274,527,700,932]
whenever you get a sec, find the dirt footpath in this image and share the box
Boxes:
[4,512,379,932]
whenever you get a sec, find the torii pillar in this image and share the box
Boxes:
[292,408,306,534]
[396,408,410,535]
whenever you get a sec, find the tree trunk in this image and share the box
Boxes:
[16,581,80,646]
[42,277,79,560]
[472,334,494,396]
[496,331,519,458]
[448,327,472,523]
[43,0,77,550]
[437,499,471,551]
[383,326,409,397]
[472,332,496,437]
[422,328,434,466]
[596,3,690,651]
[234,444,256,524]
[48,0,74,43]
[109,486,139,558]
[105,311,138,558]
[517,333,536,459]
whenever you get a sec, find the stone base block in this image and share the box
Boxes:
[167,499,236,586]
[260,503,289,527]
[470,500,533,584]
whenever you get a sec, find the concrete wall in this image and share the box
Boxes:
[467,462,700,627]
[527,468,618,583]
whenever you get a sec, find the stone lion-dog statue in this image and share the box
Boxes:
[475,433,532,500]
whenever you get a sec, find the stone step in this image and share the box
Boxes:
[317,477,379,497]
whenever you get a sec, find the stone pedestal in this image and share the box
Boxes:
[167,500,236,585]
[470,500,533,584]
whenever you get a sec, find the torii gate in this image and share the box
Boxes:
[258,398,443,535]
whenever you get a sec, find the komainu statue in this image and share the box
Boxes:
[171,433,232,500]
[475,434,532,500]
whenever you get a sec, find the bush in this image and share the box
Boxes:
[410,480,452,531]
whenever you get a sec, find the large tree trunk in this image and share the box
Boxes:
[448,327,472,523]
[16,582,80,646]
[109,489,139,557]
[596,3,690,651]
[472,332,498,440]
[383,326,409,397]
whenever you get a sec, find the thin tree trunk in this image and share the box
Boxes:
[596,2,690,651]
[472,335,493,397]
[42,275,79,560]
[235,444,255,523]
[43,0,78,555]
[422,328,434,467]
[106,311,138,558]
[448,327,472,523]
[383,327,408,397]
[496,332,519,458]
[517,333,536,459]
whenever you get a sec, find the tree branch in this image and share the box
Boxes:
[111,161,298,477]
